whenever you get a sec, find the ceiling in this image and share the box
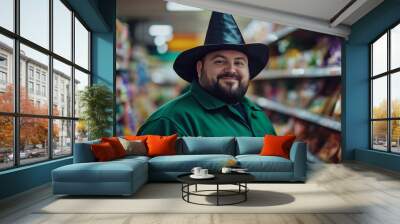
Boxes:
[117,0,384,39]
[117,0,251,35]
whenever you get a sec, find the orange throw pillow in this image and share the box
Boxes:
[260,135,296,159]
[146,134,178,157]
[91,142,117,161]
[124,135,148,141]
[101,137,126,158]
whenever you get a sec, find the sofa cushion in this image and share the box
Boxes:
[124,135,148,141]
[52,158,147,183]
[235,137,263,155]
[91,142,118,161]
[146,134,178,157]
[236,155,293,172]
[101,137,127,158]
[148,154,235,172]
[178,137,235,155]
[118,138,147,156]
[260,135,296,159]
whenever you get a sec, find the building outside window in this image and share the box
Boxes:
[28,66,34,80]
[0,0,91,170]
[41,85,46,97]
[0,54,7,89]
[35,83,40,95]
[35,70,40,81]
[41,73,46,83]
[0,54,7,67]
[0,71,6,84]
[28,81,34,94]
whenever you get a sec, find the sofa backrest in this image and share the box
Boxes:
[73,139,101,163]
[235,137,264,155]
[73,136,266,162]
[177,137,236,155]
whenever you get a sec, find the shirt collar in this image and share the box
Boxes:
[190,81,263,111]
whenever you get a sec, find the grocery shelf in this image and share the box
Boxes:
[254,66,341,80]
[253,97,341,131]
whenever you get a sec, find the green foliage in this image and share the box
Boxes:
[79,84,113,140]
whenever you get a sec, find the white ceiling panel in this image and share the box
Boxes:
[226,0,352,21]
[117,0,384,39]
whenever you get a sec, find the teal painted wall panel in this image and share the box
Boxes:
[343,44,369,160]
[92,33,114,87]
[91,0,116,135]
[355,149,400,172]
[0,158,72,199]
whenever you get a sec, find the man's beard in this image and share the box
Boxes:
[199,70,249,104]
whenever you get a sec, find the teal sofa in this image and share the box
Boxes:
[52,137,307,196]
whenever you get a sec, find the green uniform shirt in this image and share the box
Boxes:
[137,81,276,137]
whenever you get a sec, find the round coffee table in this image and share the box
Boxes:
[177,172,255,206]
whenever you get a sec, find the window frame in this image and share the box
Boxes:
[0,0,92,171]
[370,20,400,154]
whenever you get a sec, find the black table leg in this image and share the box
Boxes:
[187,184,190,202]
[245,183,247,201]
[181,183,183,199]
[216,184,219,206]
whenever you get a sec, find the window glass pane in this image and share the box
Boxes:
[75,120,88,143]
[53,0,72,60]
[391,72,400,118]
[53,119,72,157]
[391,120,400,153]
[20,0,49,49]
[391,24,400,70]
[53,59,72,117]
[372,76,387,119]
[0,116,13,170]
[0,0,14,31]
[74,69,89,118]
[20,117,49,165]
[20,44,49,115]
[372,33,387,76]
[0,35,14,112]
[74,17,89,70]
[372,121,388,151]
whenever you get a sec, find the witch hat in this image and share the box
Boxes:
[173,11,269,82]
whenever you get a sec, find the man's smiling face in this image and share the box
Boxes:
[196,50,250,103]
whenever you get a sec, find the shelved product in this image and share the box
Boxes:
[247,23,342,163]
[116,19,187,135]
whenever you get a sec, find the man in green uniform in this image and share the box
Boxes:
[137,11,276,137]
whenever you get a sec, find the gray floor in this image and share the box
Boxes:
[1,161,400,224]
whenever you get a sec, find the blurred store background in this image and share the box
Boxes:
[116,0,342,163]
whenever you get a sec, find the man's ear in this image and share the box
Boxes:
[196,60,202,80]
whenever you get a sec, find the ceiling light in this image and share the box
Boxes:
[149,25,173,37]
[166,2,202,11]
